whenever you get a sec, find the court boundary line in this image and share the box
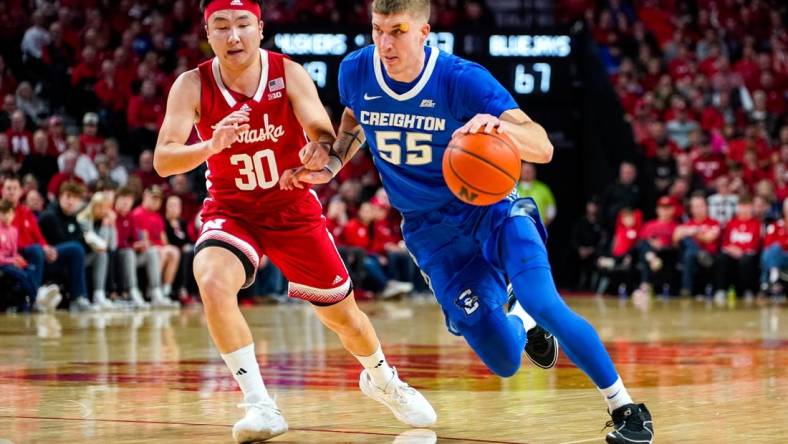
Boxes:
[0,415,529,443]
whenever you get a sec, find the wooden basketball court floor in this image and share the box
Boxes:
[0,296,786,443]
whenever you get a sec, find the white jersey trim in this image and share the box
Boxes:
[211,49,269,108]
[373,46,439,102]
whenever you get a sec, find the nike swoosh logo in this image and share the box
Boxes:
[606,390,620,400]
[364,94,382,100]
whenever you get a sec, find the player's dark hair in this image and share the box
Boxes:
[2,173,21,186]
[199,0,264,12]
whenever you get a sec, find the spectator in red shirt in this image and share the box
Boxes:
[714,195,761,302]
[6,110,33,160]
[595,208,641,295]
[47,149,85,202]
[47,115,67,156]
[760,198,788,295]
[113,187,154,308]
[127,79,163,154]
[94,59,128,114]
[691,139,726,187]
[339,201,413,298]
[0,55,17,99]
[635,196,678,295]
[673,193,721,297]
[130,186,180,306]
[79,112,105,159]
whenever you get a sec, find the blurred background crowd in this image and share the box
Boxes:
[0,0,785,311]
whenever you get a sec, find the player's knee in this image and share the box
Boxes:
[492,359,521,378]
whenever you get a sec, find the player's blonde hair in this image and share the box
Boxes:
[371,0,430,21]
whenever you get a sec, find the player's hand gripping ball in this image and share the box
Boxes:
[442,131,520,206]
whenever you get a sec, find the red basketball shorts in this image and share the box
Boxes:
[195,191,351,305]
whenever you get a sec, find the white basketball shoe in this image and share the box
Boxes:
[359,368,437,427]
[232,397,288,443]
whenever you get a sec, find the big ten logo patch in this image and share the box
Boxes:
[456,289,480,315]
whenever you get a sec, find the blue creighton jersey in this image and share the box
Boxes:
[339,45,518,214]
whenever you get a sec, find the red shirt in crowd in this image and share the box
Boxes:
[692,152,727,185]
[47,173,84,198]
[94,77,129,113]
[12,204,49,248]
[764,219,788,250]
[611,209,643,257]
[639,219,677,249]
[6,129,33,159]
[721,217,761,254]
[127,95,164,129]
[678,217,721,253]
[130,206,166,246]
[0,222,20,266]
[115,212,136,249]
[80,133,105,158]
[339,218,371,250]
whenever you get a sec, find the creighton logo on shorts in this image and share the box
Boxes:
[456,289,480,315]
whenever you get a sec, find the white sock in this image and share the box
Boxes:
[220,343,269,403]
[599,376,633,411]
[162,284,172,298]
[508,299,537,331]
[355,344,395,388]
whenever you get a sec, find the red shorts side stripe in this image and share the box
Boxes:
[288,278,351,305]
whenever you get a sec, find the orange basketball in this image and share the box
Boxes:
[442,131,521,206]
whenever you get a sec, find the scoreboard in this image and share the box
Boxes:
[264,29,584,150]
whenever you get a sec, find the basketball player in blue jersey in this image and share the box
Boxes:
[280,1,653,442]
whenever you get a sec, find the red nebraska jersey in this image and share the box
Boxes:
[194,49,308,214]
[721,217,761,254]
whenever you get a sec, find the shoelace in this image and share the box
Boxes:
[385,379,418,405]
[602,407,636,432]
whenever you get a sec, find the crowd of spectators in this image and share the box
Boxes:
[569,0,787,304]
[1,0,490,312]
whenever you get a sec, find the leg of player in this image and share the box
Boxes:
[505,285,559,369]
[193,247,287,443]
[311,293,436,427]
[496,216,654,444]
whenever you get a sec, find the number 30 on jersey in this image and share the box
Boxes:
[230,149,279,190]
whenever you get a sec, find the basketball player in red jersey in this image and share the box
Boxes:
[153,1,435,442]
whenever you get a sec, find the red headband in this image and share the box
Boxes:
[204,0,261,23]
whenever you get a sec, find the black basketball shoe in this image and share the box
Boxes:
[605,403,654,444]
[507,292,559,369]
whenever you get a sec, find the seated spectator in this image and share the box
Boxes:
[714,195,761,304]
[79,112,105,159]
[601,161,641,229]
[133,149,168,190]
[20,129,58,193]
[15,81,48,126]
[164,195,197,302]
[104,138,129,186]
[596,208,642,295]
[131,186,180,307]
[708,175,738,225]
[339,201,413,298]
[634,197,678,297]
[0,198,60,311]
[761,198,788,297]
[76,191,117,310]
[37,181,94,311]
[691,137,726,188]
[91,154,119,191]
[6,110,32,159]
[47,149,85,201]
[168,173,200,224]
[23,189,44,215]
[59,135,99,184]
[46,115,67,156]
[369,196,420,292]
[114,187,156,308]
[570,198,606,291]
[127,79,163,156]
[673,192,720,298]
[517,162,557,226]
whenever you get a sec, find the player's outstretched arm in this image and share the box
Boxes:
[153,70,250,177]
[279,107,366,190]
[284,59,336,171]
